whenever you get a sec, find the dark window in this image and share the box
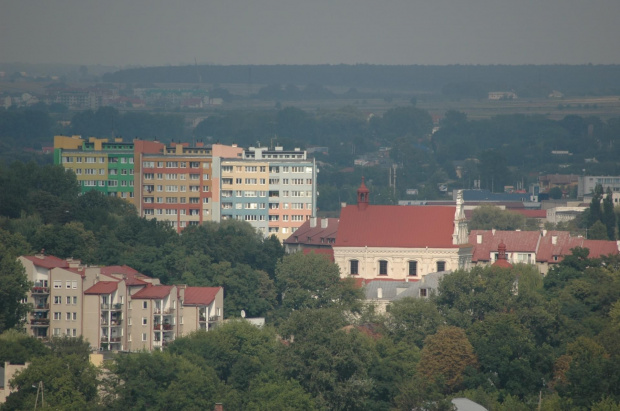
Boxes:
[408,261,418,276]
[379,260,388,275]
[350,260,359,275]
[420,288,428,297]
[436,261,446,272]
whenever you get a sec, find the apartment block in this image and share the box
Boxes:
[19,253,223,352]
[54,136,317,238]
[53,135,135,200]
[19,255,86,340]
[220,147,317,241]
[135,141,244,233]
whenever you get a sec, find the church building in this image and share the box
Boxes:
[332,179,472,280]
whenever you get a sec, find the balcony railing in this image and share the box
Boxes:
[101,303,123,310]
[208,316,221,322]
[31,319,50,326]
[32,287,49,294]
[164,308,175,314]
[199,316,207,322]
[34,303,50,310]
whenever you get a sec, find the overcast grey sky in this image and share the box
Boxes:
[2,0,619,67]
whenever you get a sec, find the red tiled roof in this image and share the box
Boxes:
[335,204,457,248]
[537,231,619,262]
[84,281,118,295]
[23,255,69,269]
[183,287,221,306]
[283,218,339,245]
[470,229,619,264]
[469,230,541,262]
[131,285,173,299]
[101,265,150,285]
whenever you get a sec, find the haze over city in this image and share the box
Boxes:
[2,0,620,67]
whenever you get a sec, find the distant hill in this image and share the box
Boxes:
[101,64,620,96]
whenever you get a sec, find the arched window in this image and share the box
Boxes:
[378,260,388,275]
[436,261,446,272]
[408,261,418,276]
[350,260,359,275]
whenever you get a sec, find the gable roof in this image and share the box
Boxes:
[537,231,619,262]
[335,204,458,248]
[84,281,118,295]
[470,229,619,263]
[283,218,339,245]
[23,255,69,269]
[469,230,540,262]
[131,285,173,299]
[101,265,149,285]
[183,287,221,306]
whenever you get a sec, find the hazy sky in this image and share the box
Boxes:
[2,0,620,67]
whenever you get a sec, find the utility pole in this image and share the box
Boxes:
[34,381,44,410]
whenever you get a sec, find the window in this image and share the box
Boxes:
[142,301,147,309]
[54,296,61,305]
[72,280,77,289]
[66,296,71,304]
[72,329,77,337]
[73,312,77,321]
[436,261,446,272]
[53,328,61,336]
[379,260,388,275]
[54,312,61,320]
[408,261,418,276]
[350,260,359,275]
[66,281,71,289]
[420,289,428,298]
[142,333,147,342]
[142,317,147,325]
[128,317,132,325]
[66,328,71,336]
[73,296,78,305]
[54,281,62,289]
[66,312,71,320]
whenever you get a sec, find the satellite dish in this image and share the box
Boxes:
[241,310,246,318]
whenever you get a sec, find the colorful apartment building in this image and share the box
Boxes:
[19,253,224,352]
[53,135,135,200]
[220,147,316,241]
[54,137,317,238]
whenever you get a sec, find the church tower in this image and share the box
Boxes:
[357,177,370,211]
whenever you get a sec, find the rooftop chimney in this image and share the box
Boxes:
[310,217,317,228]
[377,288,383,299]
[321,218,328,229]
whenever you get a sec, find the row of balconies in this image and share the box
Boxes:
[101,319,122,326]
[101,336,122,342]
[153,307,175,314]
[32,287,49,294]
[153,324,173,331]
[101,303,123,310]
[30,319,50,326]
